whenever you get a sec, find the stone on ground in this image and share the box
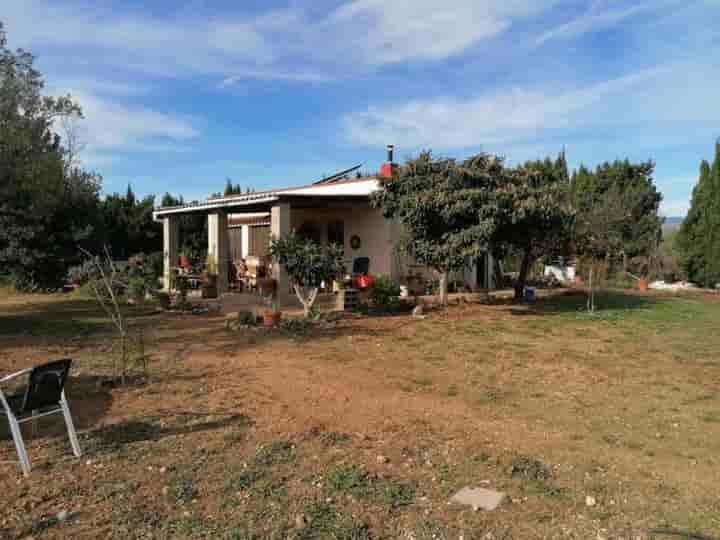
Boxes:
[450,487,506,511]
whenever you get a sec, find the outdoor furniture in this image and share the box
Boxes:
[0,359,82,476]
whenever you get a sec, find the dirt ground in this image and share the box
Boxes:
[1,288,719,539]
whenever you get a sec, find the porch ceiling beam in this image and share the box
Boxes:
[153,195,280,220]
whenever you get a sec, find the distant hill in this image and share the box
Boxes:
[663,216,684,235]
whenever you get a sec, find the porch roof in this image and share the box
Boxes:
[152,177,382,220]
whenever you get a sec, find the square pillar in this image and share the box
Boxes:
[271,202,291,304]
[208,212,229,294]
[163,216,179,291]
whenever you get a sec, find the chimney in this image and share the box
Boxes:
[379,144,397,178]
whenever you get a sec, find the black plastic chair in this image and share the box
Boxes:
[0,359,82,476]
[352,257,370,275]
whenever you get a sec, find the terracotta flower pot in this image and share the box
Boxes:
[637,278,649,292]
[263,310,282,328]
[179,255,190,268]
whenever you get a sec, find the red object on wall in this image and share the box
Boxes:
[354,273,374,290]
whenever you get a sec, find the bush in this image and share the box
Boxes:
[369,275,401,308]
[67,260,100,286]
[279,317,315,337]
[128,278,147,304]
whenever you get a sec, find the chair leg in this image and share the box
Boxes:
[8,415,31,476]
[60,396,82,458]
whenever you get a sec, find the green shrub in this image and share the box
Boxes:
[369,275,401,308]
[279,317,315,337]
[128,278,147,304]
[238,311,257,326]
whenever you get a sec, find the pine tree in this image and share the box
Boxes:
[678,142,720,286]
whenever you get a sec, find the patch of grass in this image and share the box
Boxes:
[297,502,372,540]
[112,503,163,536]
[254,440,295,466]
[510,455,552,482]
[320,431,352,447]
[225,440,295,496]
[522,480,566,498]
[445,384,459,397]
[168,473,199,504]
[699,411,720,423]
[412,376,434,388]
[325,464,415,509]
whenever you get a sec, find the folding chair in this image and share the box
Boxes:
[0,359,82,476]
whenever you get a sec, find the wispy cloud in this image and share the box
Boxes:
[343,64,670,148]
[329,0,558,64]
[536,1,656,45]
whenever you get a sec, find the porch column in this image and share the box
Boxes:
[271,202,291,304]
[163,216,179,291]
[208,212,229,294]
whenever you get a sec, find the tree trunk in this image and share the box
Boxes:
[587,265,595,313]
[514,250,533,300]
[293,284,319,318]
[438,272,449,306]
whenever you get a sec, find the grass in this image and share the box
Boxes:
[2,288,720,539]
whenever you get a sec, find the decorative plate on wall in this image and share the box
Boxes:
[350,235,361,250]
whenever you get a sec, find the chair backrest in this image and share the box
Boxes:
[353,257,370,275]
[20,359,72,412]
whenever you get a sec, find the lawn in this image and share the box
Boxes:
[1,287,719,539]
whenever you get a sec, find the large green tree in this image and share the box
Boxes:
[372,151,503,305]
[490,153,575,299]
[677,143,720,286]
[0,22,102,289]
[571,159,663,276]
[100,186,160,259]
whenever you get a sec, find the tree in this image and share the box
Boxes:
[224,178,244,196]
[160,193,207,259]
[371,151,501,305]
[268,231,345,317]
[99,186,160,259]
[677,142,720,286]
[571,160,663,276]
[0,22,103,289]
[490,154,574,299]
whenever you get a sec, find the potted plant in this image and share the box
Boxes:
[263,294,282,327]
[178,249,190,269]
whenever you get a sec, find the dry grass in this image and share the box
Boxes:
[1,288,719,539]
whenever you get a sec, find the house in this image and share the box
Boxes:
[152,146,495,306]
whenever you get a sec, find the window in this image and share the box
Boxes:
[327,220,344,246]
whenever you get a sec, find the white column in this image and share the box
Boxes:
[271,202,291,304]
[208,212,229,294]
[241,225,250,258]
[163,216,179,291]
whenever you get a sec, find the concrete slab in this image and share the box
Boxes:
[450,487,506,511]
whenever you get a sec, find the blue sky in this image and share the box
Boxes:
[4,0,719,215]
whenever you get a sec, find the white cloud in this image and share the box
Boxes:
[343,54,720,150]
[536,1,651,45]
[343,64,665,148]
[329,0,558,64]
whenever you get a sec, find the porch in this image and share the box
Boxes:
[153,180,392,309]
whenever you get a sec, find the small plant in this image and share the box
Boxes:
[238,310,257,326]
[279,317,315,337]
[168,474,199,504]
[320,431,351,446]
[369,275,401,309]
[510,455,552,482]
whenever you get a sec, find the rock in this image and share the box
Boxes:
[376,455,390,464]
[56,510,78,522]
[450,487,506,511]
[412,305,426,319]
[585,495,597,507]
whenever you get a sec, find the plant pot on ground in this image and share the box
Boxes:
[263,308,282,327]
[637,277,649,292]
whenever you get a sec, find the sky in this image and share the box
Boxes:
[3,0,719,216]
